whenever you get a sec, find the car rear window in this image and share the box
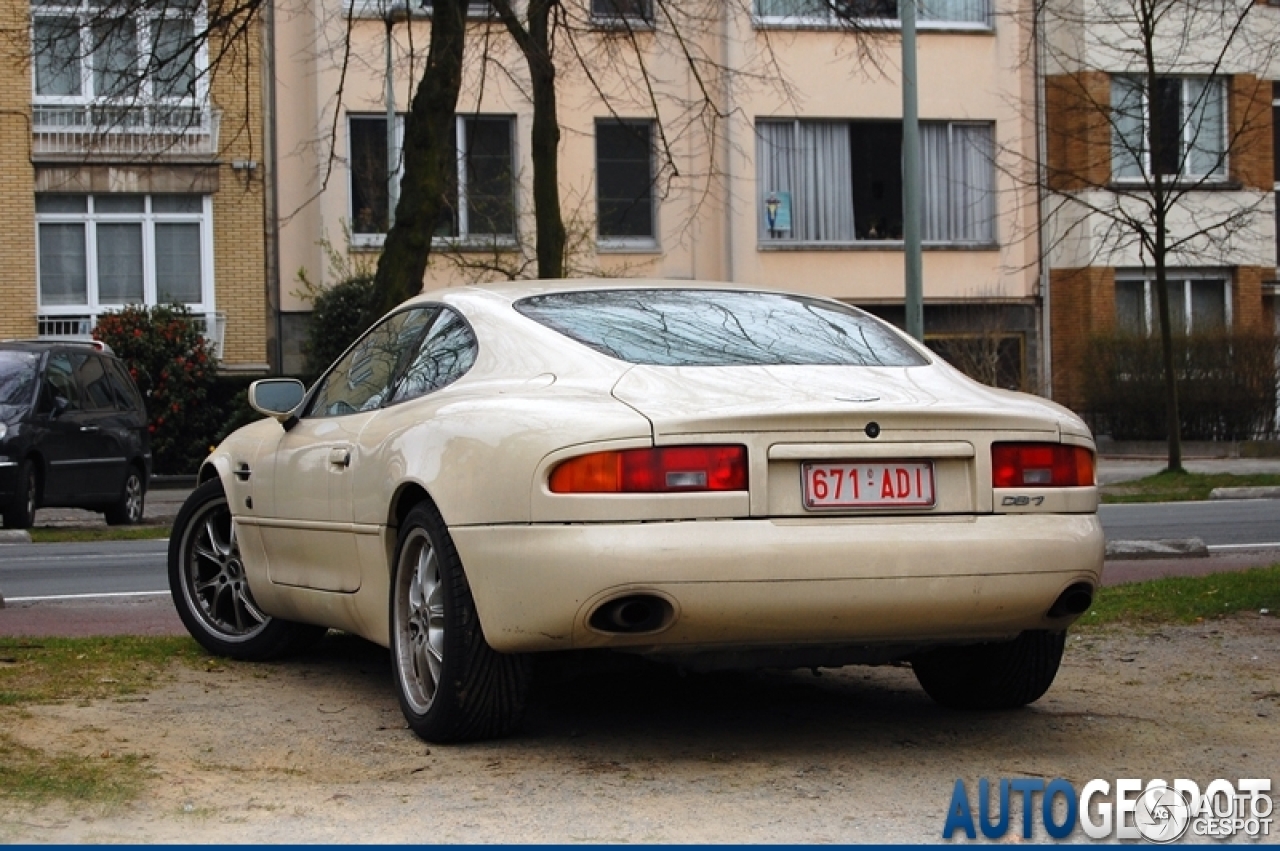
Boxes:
[514,289,928,367]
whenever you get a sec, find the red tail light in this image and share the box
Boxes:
[550,445,749,494]
[992,443,1095,488]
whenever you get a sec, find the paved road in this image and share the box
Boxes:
[1,540,168,601]
[4,499,1280,602]
[1098,498,1280,549]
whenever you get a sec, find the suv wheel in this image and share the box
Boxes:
[105,466,145,526]
[2,459,37,529]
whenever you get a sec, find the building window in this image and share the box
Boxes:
[591,0,653,25]
[754,0,990,27]
[756,119,995,245]
[595,119,656,245]
[349,114,516,245]
[1112,76,1226,181]
[1115,275,1230,335]
[32,0,204,109]
[344,0,493,19]
[36,194,215,338]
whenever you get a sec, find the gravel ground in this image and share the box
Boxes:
[0,615,1276,843]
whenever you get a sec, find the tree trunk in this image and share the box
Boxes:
[367,0,468,322]
[495,0,566,279]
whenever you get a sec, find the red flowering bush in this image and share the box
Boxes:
[94,305,219,474]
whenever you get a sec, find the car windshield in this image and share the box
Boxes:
[0,350,39,408]
[514,289,929,367]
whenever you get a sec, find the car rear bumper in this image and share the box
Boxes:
[452,513,1105,654]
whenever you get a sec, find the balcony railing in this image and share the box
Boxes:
[32,104,221,158]
[37,311,227,358]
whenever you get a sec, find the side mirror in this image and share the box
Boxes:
[49,395,70,419]
[249,379,305,426]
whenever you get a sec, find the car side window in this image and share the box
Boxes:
[76,354,116,411]
[105,358,144,413]
[306,307,433,418]
[388,307,478,405]
[43,352,82,413]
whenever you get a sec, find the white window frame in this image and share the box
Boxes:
[1115,271,1232,335]
[1111,75,1228,183]
[343,0,493,19]
[595,118,659,251]
[348,113,517,249]
[752,0,991,31]
[30,0,210,107]
[35,194,216,318]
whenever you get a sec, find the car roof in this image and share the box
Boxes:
[0,339,115,356]
[418,278,798,306]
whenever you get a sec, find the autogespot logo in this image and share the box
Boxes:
[942,777,1273,842]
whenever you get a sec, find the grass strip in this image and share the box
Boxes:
[0,636,201,706]
[1100,470,1280,504]
[27,525,170,544]
[0,733,152,806]
[1078,564,1280,627]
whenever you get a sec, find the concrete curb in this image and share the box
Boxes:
[1105,538,1209,560]
[0,529,32,544]
[1209,486,1280,500]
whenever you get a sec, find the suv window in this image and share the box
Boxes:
[105,358,144,412]
[44,352,83,412]
[76,354,116,411]
[514,289,928,367]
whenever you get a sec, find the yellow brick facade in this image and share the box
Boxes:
[0,0,269,371]
[0,0,37,340]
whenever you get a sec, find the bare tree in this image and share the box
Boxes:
[1025,0,1278,470]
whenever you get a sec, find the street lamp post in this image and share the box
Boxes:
[901,0,924,341]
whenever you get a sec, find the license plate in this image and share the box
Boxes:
[801,461,936,509]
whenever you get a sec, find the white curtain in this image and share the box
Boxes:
[917,0,988,23]
[919,123,993,243]
[920,124,950,241]
[757,121,854,242]
[950,124,994,242]
[757,122,796,239]
[797,123,855,241]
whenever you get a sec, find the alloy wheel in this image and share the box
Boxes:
[394,528,446,715]
[180,496,269,639]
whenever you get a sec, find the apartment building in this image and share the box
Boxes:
[1040,0,1280,411]
[274,0,1041,384]
[0,0,272,372]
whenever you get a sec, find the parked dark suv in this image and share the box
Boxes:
[0,340,151,529]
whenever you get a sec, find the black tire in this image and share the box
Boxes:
[390,501,532,743]
[2,459,38,530]
[104,466,146,526]
[911,630,1067,710]
[169,478,326,660]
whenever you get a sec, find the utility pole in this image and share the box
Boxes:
[901,0,923,341]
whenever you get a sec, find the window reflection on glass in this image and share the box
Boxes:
[390,308,478,403]
[516,289,928,367]
[308,308,433,418]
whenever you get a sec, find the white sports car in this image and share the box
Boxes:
[169,281,1104,742]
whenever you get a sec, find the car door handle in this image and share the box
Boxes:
[328,448,351,468]
[79,425,100,433]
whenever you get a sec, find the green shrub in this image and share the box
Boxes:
[1082,331,1278,441]
[93,305,219,475]
[301,274,376,377]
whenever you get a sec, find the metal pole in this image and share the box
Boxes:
[385,4,399,229]
[901,0,924,341]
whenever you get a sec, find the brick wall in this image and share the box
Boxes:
[1045,72,1112,191]
[207,20,268,371]
[1234,266,1271,330]
[0,0,37,340]
[1050,266,1116,411]
[1228,75,1274,191]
